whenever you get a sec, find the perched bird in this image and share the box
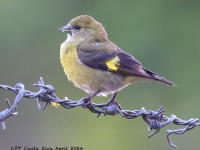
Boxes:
[59,15,175,101]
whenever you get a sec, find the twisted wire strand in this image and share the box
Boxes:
[0,77,199,148]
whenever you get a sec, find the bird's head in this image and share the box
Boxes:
[59,15,108,42]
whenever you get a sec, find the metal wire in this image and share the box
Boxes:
[0,77,199,148]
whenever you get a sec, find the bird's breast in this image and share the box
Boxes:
[60,41,101,92]
[60,41,89,82]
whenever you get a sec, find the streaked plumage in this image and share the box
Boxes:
[59,15,175,97]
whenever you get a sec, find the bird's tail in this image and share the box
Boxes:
[142,68,176,86]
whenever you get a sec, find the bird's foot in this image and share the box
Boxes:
[107,93,122,110]
[97,93,123,117]
[82,90,101,107]
[107,99,122,110]
[81,90,103,114]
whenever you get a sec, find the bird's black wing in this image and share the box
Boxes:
[77,41,175,86]
[77,41,143,76]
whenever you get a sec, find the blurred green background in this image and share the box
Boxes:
[0,0,200,150]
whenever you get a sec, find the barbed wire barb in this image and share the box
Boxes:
[0,77,200,148]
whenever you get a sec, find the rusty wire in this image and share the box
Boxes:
[0,77,199,148]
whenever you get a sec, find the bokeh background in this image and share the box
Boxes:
[0,0,200,150]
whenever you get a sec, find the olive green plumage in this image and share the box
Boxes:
[59,15,175,97]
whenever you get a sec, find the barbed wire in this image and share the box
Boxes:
[0,77,199,148]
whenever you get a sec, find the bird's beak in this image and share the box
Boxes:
[58,24,72,34]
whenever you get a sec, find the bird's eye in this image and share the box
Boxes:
[74,25,81,30]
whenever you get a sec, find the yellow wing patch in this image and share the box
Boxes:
[105,56,120,71]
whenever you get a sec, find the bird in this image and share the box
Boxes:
[59,15,175,102]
